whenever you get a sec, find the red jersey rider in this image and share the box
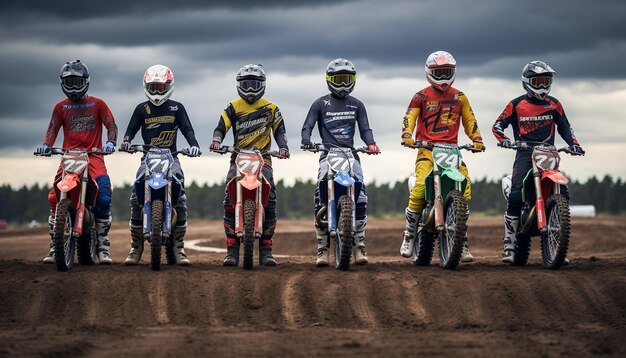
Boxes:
[399,51,485,262]
[36,60,118,264]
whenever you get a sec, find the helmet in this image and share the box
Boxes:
[236,64,266,104]
[326,58,356,99]
[425,51,456,92]
[60,60,90,101]
[522,60,555,100]
[143,65,174,106]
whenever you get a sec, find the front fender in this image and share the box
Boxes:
[441,167,466,182]
[334,171,355,187]
[542,170,568,185]
[240,173,261,190]
[147,173,169,190]
[57,173,79,193]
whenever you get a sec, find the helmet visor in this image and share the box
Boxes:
[326,74,356,86]
[146,82,172,95]
[529,76,552,88]
[62,77,87,89]
[430,67,455,80]
[238,80,265,91]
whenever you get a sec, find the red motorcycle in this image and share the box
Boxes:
[500,140,584,269]
[212,146,283,269]
[35,148,111,271]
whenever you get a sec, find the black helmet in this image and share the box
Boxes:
[521,60,555,100]
[236,64,266,104]
[326,58,356,99]
[60,60,90,101]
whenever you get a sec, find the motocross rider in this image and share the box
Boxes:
[209,64,289,267]
[399,51,485,262]
[301,58,380,267]
[492,60,583,264]
[37,60,118,264]
[121,64,201,266]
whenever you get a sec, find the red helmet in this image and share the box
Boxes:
[425,51,456,92]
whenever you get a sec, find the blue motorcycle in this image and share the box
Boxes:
[302,143,370,271]
[122,144,197,270]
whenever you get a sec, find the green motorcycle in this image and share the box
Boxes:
[403,141,482,269]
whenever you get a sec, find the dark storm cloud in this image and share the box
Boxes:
[1,0,352,19]
[1,0,625,150]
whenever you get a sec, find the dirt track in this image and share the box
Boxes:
[1,217,625,357]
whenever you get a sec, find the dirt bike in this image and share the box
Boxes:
[35,148,111,272]
[403,141,482,270]
[301,143,371,271]
[500,140,584,269]
[211,145,283,270]
[121,144,197,271]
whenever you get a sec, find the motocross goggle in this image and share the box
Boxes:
[529,75,552,89]
[238,79,265,92]
[146,81,172,95]
[326,74,356,86]
[429,67,455,80]
[61,76,87,89]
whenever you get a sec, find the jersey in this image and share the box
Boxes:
[123,99,199,154]
[301,94,375,152]
[492,94,579,146]
[44,95,118,151]
[402,86,482,144]
[212,97,288,166]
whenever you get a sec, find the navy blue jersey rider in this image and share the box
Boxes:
[301,58,380,267]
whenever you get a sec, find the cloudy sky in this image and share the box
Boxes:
[1,0,625,188]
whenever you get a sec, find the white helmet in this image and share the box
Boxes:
[236,64,266,104]
[522,60,555,100]
[425,51,456,92]
[143,65,174,106]
[326,58,356,99]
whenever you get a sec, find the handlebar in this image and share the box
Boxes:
[210,145,285,158]
[120,144,200,157]
[300,143,370,154]
[34,147,112,156]
[498,141,585,156]
[401,141,483,152]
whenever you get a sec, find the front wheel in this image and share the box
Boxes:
[53,199,76,272]
[335,195,354,271]
[242,200,256,270]
[541,194,570,269]
[150,200,164,271]
[438,190,468,270]
[77,226,98,266]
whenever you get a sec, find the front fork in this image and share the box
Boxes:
[433,169,444,231]
[234,171,264,239]
[533,162,547,233]
[326,172,356,238]
[142,168,173,238]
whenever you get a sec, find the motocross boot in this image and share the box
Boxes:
[223,237,240,266]
[172,223,190,266]
[124,223,144,265]
[461,207,473,262]
[315,225,329,267]
[461,236,474,262]
[259,237,277,266]
[501,214,519,264]
[353,218,368,265]
[43,216,55,264]
[400,208,420,257]
[96,215,113,264]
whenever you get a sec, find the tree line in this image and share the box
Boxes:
[1,175,624,224]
